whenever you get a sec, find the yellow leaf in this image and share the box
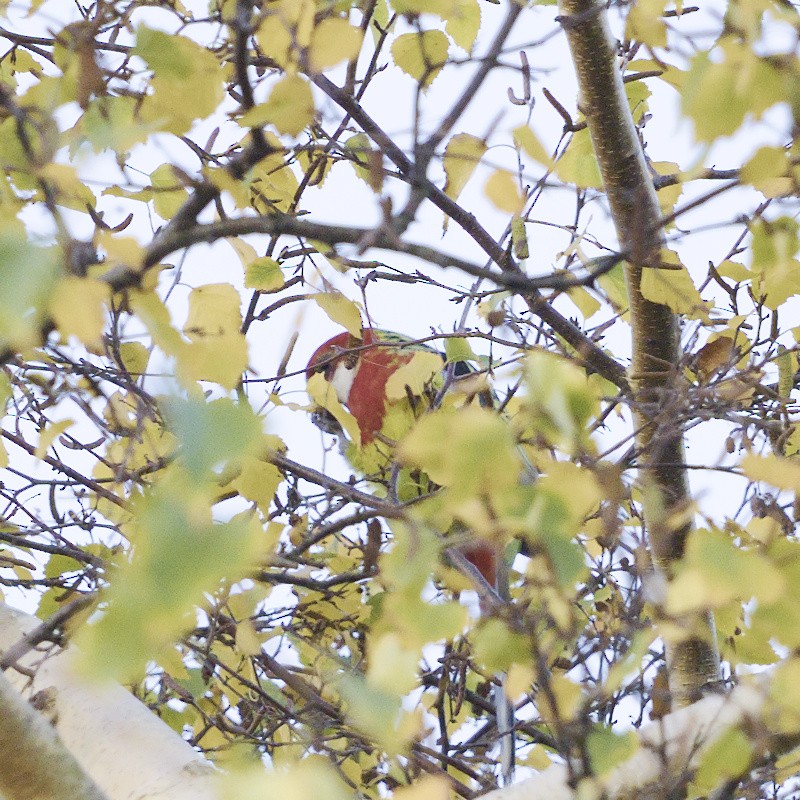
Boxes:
[625,0,667,47]
[385,351,443,400]
[130,290,186,358]
[184,283,242,341]
[542,672,583,719]
[651,160,683,216]
[446,0,481,53]
[556,128,603,189]
[741,453,800,492]
[750,217,800,309]
[182,283,248,389]
[249,142,300,214]
[150,163,188,220]
[255,9,294,69]
[119,342,150,376]
[235,618,264,656]
[231,456,283,516]
[308,18,363,72]
[505,663,534,701]
[667,527,785,614]
[741,146,792,197]
[391,30,449,89]
[227,237,258,267]
[393,776,449,800]
[37,163,95,209]
[640,253,712,321]
[513,125,555,169]
[240,75,315,137]
[220,757,351,800]
[49,277,109,349]
[0,439,8,468]
[398,406,521,497]
[484,169,524,214]
[312,292,362,336]
[442,133,486,229]
[567,285,601,319]
[36,419,74,459]
[777,345,797,399]
[95,232,144,271]
[716,259,750,283]
[366,633,419,695]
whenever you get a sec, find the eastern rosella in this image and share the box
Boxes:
[306,326,516,783]
[305,327,499,587]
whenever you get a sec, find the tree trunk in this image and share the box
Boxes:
[556,0,720,706]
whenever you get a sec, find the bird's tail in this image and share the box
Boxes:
[495,678,515,786]
[495,554,514,786]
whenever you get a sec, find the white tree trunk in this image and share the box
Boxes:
[482,684,766,800]
[0,603,219,800]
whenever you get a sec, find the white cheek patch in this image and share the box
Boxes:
[329,361,357,405]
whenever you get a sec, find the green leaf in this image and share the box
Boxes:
[338,672,405,753]
[472,618,530,673]
[691,728,754,796]
[162,396,263,480]
[245,257,285,291]
[587,727,637,776]
[391,30,449,89]
[741,146,792,197]
[667,527,785,614]
[344,132,373,185]
[78,493,263,681]
[444,336,477,365]
[134,26,198,80]
[0,225,59,352]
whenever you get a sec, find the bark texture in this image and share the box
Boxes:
[556,0,720,705]
[0,604,218,800]
[0,669,109,800]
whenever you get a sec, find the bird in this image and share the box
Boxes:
[305,327,500,585]
[306,326,516,783]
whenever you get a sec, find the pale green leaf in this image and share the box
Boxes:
[246,257,285,291]
[391,30,449,89]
